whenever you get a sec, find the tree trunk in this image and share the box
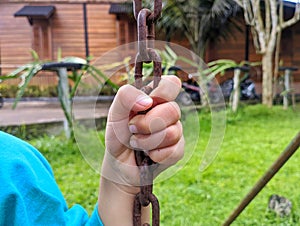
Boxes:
[261,51,274,107]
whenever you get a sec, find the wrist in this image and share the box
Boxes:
[101,153,141,195]
[102,176,140,196]
[98,177,149,226]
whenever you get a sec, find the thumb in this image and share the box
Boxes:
[108,84,153,122]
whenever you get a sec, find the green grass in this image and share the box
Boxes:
[29,104,300,225]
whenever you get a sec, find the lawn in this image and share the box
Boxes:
[29,104,300,225]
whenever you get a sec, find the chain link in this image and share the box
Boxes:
[133,0,162,21]
[132,0,162,225]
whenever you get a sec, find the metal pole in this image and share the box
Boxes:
[223,131,300,226]
[83,3,90,60]
[245,25,250,62]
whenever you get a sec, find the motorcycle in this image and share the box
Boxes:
[177,79,201,106]
[176,74,258,106]
[239,75,258,100]
[220,74,258,101]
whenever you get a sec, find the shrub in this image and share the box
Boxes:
[0,84,58,98]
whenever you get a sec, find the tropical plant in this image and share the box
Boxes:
[0,50,120,140]
[158,0,242,58]
[166,49,261,110]
[118,45,179,85]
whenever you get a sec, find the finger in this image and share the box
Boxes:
[128,101,181,134]
[105,121,130,156]
[149,75,182,105]
[149,135,185,165]
[108,84,153,122]
[129,121,182,151]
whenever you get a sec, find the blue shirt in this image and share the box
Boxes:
[0,131,103,226]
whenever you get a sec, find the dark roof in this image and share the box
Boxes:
[109,2,133,14]
[14,6,56,19]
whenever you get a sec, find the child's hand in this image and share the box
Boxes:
[102,75,184,193]
[98,75,184,225]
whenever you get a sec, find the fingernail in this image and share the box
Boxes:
[129,125,138,134]
[130,138,138,148]
[136,95,152,107]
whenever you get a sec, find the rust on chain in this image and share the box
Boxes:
[133,193,160,226]
[134,51,161,91]
[132,0,162,225]
[133,0,162,21]
[137,8,152,61]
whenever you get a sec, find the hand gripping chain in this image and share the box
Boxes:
[132,1,162,225]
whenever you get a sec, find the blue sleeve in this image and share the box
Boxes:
[0,131,104,226]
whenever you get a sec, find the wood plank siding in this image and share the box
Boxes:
[0,2,118,86]
[207,22,300,94]
[207,25,263,83]
[0,4,32,71]
[1,1,299,94]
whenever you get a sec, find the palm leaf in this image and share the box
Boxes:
[88,65,119,90]
[1,64,33,81]
[30,50,40,62]
[61,56,87,65]
[13,64,42,109]
[158,0,241,56]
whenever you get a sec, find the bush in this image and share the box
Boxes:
[0,84,58,98]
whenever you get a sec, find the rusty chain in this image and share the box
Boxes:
[132,0,162,225]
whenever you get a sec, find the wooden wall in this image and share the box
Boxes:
[51,4,86,59]
[0,2,118,86]
[87,4,118,60]
[291,23,300,77]
[207,21,300,94]
[207,25,262,81]
[0,4,32,73]
[1,1,299,95]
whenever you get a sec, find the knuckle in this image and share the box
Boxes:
[117,84,131,96]
[169,138,185,163]
[130,114,149,134]
[167,102,181,121]
[166,123,182,144]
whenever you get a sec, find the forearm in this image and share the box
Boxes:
[98,177,150,225]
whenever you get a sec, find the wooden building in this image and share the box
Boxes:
[0,0,299,94]
[0,0,136,86]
